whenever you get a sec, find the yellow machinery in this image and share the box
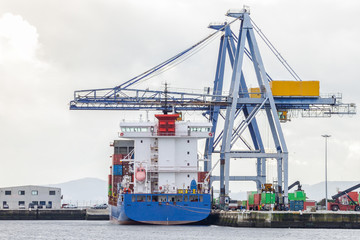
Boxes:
[250,81,320,98]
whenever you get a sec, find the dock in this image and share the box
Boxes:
[209,210,360,229]
[0,209,109,221]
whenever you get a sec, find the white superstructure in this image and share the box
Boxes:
[119,114,212,194]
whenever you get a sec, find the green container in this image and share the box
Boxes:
[288,193,295,201]
[248,195,254,205]
[108,184,112,196]
[261,193,275,204]
[294,190,306,201]
[242,200,247,206]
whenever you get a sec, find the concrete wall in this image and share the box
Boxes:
[211,210,360,229]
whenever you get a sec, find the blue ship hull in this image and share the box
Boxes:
[110,193,211,225]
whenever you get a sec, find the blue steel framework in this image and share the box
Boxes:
[70,8,355,208]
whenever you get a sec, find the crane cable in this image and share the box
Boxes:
[250,17,302,81]
[107,18,241,97]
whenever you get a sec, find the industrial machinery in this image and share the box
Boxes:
[288,181,302,191]
[70,7,356,209]
[329,183,360,211]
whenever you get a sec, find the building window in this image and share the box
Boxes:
[187,151,190,155]
[18,201,25,206]
[49,190,56,195]
[32,201,38,205]
[187,140,190,143]
[18,190,25,195]
[5,190,11,195]
[40,201,46,206]
[31,190,38,195]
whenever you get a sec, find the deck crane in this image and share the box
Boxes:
[70,7,356,209]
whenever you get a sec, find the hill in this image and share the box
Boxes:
[48,177,107,206]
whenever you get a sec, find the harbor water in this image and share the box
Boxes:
[0,221,359,240]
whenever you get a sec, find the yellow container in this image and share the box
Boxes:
[270,81,319,97]
[249,88,261,98]
[177,189,184,194]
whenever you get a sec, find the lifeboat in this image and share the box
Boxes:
[135,165,146,182]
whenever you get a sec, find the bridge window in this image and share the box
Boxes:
[190,127,211,132]
[121,127,149,132]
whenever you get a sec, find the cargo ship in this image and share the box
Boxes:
[108,113,212,225]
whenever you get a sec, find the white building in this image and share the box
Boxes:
[0,185,61,210]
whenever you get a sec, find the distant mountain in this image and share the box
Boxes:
[302,181,359,201]
[48,177,107,205]
[48,178,359,205]
[229,181,360,202]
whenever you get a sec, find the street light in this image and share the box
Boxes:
[322,134,331,210]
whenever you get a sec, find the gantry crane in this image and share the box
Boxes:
[70,7,356,209]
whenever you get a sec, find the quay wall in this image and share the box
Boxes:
[209,210,360,229]
[0,209,109,220]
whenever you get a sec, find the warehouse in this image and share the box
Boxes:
[0,185,61,210]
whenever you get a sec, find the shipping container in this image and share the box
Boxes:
[108,184,112,196]
[261,192,275,204]
[304,201,316,211]
[248,194,255,205]
[254,193,261,205]
[113,175,123,186]
[270,81,319,97]
[113,154,125,165]
[113,165,123,176]
[290,200,304,211]
[197,172,209,183]
[108,174,112,185]
[294,190,306,201]
[288,193,295,201]
[249,87,261,98]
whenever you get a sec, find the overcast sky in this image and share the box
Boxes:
[0,0,359,192]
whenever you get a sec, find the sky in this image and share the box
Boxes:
[0,0,359,193]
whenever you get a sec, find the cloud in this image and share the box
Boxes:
[0,13,40,64]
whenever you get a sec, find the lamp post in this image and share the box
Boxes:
[322,134,331,210]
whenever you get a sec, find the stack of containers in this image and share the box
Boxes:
[247,191,257,210]
[108,166,113,201]
[113,154,124,194]
[289,190,306,210]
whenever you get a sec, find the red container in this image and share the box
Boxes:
[108,174,112,185]
[304,201,316,210]
[254,193,261,205]
[113,154,125,165]
[197,172,209,183]
[113,175,123,184]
